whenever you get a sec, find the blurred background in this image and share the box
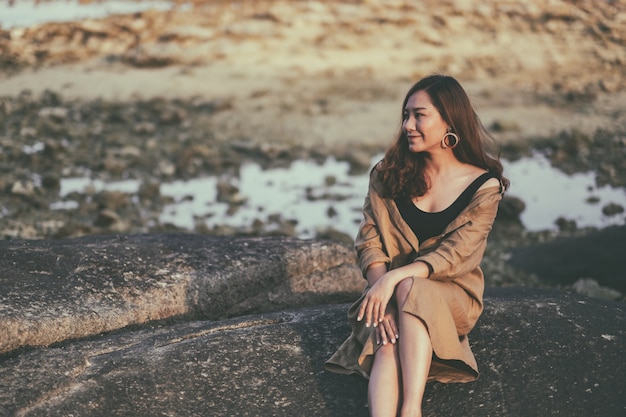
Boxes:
[1,0,625,296]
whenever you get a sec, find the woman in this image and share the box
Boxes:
[325,74,508,417]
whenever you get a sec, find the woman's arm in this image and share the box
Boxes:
[355,182,391,277]
[364,262,387,287]
[357,192,502,326]
[358,260,430,327]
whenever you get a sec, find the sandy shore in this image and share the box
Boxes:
[1,0,625,149]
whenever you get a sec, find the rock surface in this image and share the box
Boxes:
[0,233,363,354]
[0,287,624,417]
[508,224,626,292]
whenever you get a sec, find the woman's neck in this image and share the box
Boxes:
[422,150,463,179]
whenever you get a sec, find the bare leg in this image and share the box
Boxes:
[395,278,433,417]
[368,343,401,417]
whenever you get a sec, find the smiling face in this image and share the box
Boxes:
[402,90,449,154]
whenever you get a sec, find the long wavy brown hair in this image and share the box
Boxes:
[377,74,509,199]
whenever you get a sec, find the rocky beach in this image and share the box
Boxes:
[1,2,626,415]
[2,0,625,297]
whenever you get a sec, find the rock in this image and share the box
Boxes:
[40,174,60,191]
[138,180,161,202]
[316,226,354,245]
[216,178,241,204]
[37,106,68,121]
[133,121,156,135]
[93,208,121,227]
[0,234,362,354]
[555,216,577,232]
[491,195,526,240]
[507,224,626,292]
[533,129,626,189]
[602,202,624,216]
[102,156,129,174]
[342,149,373,175]
[10,180,36,196]
[19,126,37,138]
[95,191,130,210]
[158,107,187,125]
[490,119,521,133]
[0,287,623,416]
[495,195,525,223]
[573,278,622,301]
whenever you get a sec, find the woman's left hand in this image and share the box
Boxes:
[357,273,396,328]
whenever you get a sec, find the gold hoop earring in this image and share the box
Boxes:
[441,131,459,149]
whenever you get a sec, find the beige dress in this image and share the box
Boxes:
[325,169,504,383]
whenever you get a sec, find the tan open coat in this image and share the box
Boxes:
[325,168,504,383]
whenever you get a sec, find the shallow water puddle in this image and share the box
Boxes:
[159,158,370,238]
[0,0,176,29]
[504,154,626,230]
[57,153,626,237]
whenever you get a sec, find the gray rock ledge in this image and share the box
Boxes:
[0,233,363,354]
[0,287,624,416]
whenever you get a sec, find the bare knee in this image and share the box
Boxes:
[395,277,414,306]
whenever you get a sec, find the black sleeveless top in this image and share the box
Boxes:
[395,172,494,243]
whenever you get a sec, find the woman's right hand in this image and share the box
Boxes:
[357,271,396,328]
[376,304,399,346]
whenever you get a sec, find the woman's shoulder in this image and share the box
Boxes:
[452,165,483,184]
[371,159,384,173]
[369,160,385,184]
[479,176,501,190]
[458,164,500,190]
